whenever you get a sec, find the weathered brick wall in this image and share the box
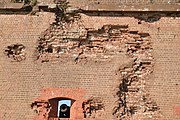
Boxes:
[149,17,180,120]
[81,14,180,120]
[0,13,56,120]
[0,12,179,120]
[0,13,130,119]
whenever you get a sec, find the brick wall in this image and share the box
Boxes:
[81,14,180,120]
[0,13,56,120]
[0,12,179,120]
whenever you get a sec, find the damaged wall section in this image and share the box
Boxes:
[82,96,105,119]
[4,43,26,62]
[35,10,163,119]
[0,1,179,119]
[34,4,163,118]
[112,28,163,119]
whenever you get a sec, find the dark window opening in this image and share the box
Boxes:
[58,100,71,118]
[59,104,70,118]
[49,98,73,119]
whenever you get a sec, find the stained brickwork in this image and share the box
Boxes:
[0,2,180,120]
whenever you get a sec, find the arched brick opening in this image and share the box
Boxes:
[33,88,85,120]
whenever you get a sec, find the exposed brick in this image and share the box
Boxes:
[0,1,179,120]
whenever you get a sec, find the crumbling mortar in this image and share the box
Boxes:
[112,29,162,119]
[82,96,105,119]
[31,101,51,120]
[36,0,84,63]
[4,43,26,62]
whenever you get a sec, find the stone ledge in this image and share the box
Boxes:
[82,4,180,12]
[0,3,24,9]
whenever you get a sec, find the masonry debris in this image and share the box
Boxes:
[36,0,86,63]
[4,44,26,62]
[36,20,153,64]
[31,101,51,120]
[36,1,162,63]
[112,29,163,119]
[82,96,104,118]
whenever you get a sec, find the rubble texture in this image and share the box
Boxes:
[111,26,163,119]
[31,101,51,120]
[83,97,105,119]
[4,43,26,61]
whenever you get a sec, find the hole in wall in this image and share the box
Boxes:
[48,98,75,119]
[4,43,26,62]
[58,100,71,118]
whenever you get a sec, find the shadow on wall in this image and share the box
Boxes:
[83,11,180,23]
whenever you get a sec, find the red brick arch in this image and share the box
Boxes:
[34,88,85,120]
